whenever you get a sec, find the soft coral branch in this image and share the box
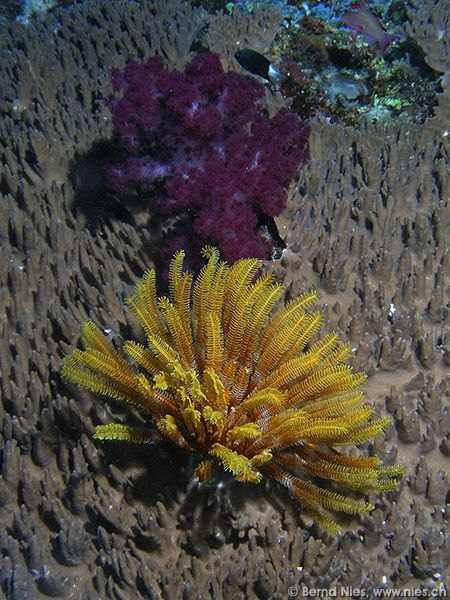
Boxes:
[106,53,309,262]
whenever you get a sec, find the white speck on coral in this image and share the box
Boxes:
[281,247,293,258]
[388,303,397,318]
[188,101,199,116]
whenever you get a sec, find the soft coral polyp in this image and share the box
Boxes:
[106,53,309,261]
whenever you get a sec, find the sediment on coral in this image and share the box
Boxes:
[0,0,449,598]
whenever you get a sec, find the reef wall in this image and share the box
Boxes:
[0,0,448,598]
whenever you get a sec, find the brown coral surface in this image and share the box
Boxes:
[0,1,448,598]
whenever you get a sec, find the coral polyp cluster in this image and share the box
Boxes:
[62,248,404,533]
[105,53,309,262]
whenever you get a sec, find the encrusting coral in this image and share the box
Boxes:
[62,247,404,533]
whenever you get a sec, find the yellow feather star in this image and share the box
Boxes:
[61,247,404,533]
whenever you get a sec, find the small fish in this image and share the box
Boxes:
[234,49,284,86]
[341,4,400,54]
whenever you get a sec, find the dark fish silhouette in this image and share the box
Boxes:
[234,49,283,85]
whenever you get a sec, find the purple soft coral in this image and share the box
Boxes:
[106,53,309,262]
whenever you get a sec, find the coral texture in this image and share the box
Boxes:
[205,4,282,67]
[106,53,309,262]
[62,247,403,533]
[0,0,448,598]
